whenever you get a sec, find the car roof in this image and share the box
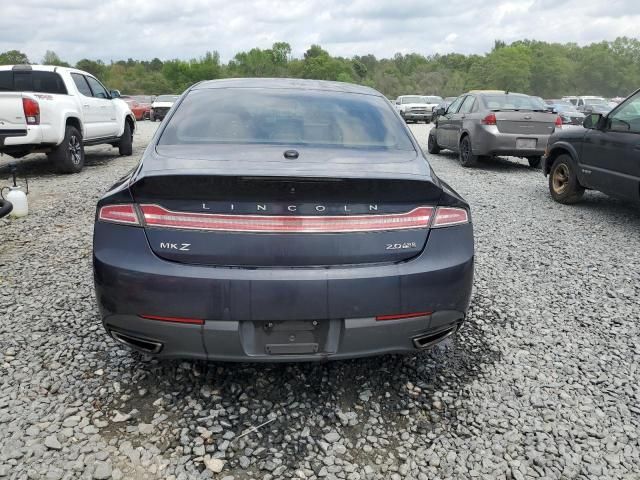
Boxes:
[468,91,530,97]
[193,78,381,96]
[467,90,507,94]
[0,64,98,77]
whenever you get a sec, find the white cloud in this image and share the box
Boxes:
[0,0,638,63]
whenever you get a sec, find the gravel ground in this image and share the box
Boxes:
[1,121,639,480]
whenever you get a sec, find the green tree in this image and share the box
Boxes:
[0,50,29,65]
[42,50,70,67]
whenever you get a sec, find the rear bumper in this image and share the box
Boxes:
[0,125,42,150]
[472,125,550,157]
[104,311,464,362]
[93,223,474,361]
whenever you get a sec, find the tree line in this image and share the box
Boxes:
[2,37,639,99]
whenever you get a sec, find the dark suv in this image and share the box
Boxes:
[543,88,640,204]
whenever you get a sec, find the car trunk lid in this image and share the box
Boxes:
[131,147,441,267]
[494,110,556,135]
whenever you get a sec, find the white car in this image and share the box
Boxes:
[150,95,179,122]
[395,95,443,123]
[0,65,135,173]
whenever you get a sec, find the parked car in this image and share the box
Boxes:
[575,96,611,114]
[395,95,441,123]
[561,96,579,106]
[0,65,135,173]
[93,78,474,361]
[150,94,179,121]
[545,100,585,127]
[121,96,150,121]
[431,96,458,122]
[543,88,640,204]
[427,90,560,168]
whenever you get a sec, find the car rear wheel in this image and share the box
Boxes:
[459,136,478,168]
[427,131,440,154]
[528,156,542,168]
[48,125,85,173]
[549,155,584,204]
[118,122,133,156]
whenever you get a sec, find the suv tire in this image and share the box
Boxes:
[459,136,478,168]
[427,131,440,154]
[49,125,85,173]
[118,122,133,156]
[549,155,584,204]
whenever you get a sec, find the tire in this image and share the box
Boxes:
[427,131,441,154]
[48,125,84,173]
[528,156,542,168]
[458,136,478,168]
[549,155,585,204]
[425,119,431,124]
[118,122,133,156]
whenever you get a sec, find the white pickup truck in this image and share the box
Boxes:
[0,65,136,173]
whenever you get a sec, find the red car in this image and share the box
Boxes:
[122,97,150,121]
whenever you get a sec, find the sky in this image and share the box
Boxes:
[1,0,639,63]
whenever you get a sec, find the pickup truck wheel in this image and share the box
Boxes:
[427,131,440,154]
[48,126,84,173]
[549,155,584,204]
[118,123,133,156]
[528,156,542,168]
[459,136,478,168]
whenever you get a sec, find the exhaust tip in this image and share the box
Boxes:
[412,325,458,350]
[110,330,163,354]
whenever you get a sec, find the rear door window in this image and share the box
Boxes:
[0,71,67,94]
[71,73,93,97]
[459,96,476,114]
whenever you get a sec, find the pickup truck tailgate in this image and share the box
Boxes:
[0,92,27,132]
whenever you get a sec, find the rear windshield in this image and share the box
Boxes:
[0,70,68,94]
[155,95,178,102]
[158,88,415,151]
[482,94,545,111]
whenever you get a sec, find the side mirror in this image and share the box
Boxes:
[395,100,400,106]
[436,107,446,116]
[583,113,603,129]
[110,90,121,99]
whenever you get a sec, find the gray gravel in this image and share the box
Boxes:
[1,121,639,479]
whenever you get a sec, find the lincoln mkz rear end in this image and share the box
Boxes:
[93,78,474,362]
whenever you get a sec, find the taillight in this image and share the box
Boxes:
[98,205,140,225]
[432,207,469,228]
[555,116,563,129]
[139,204,434,233]
[481,113,497,125]
[22,98,40,125]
